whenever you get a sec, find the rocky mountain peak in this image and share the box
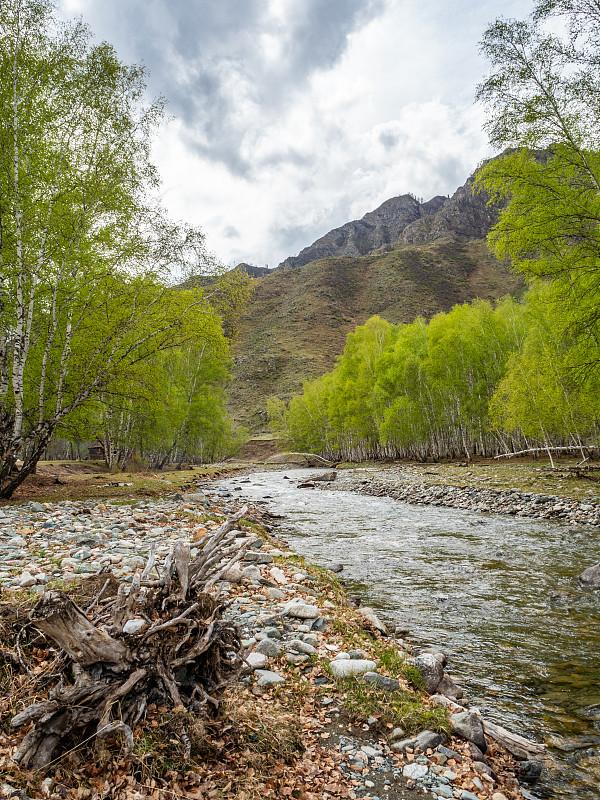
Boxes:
[277,193,448,270]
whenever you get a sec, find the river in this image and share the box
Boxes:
[217,467,600,799]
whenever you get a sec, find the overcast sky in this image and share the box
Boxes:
[59,0,533,269]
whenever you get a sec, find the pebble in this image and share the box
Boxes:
[246,652,269,670]
[403,763,428,779]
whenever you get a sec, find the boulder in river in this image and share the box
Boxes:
[518,760,543,784]
[579,562,600,588]
[437,673,464,700]
[311,471,337,482]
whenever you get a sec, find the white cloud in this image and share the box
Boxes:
[57,0,533,268]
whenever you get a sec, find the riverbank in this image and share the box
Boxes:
[320,465,600,527]
[0,485,525,800]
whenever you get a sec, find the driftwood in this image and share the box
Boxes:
[481,718,546,760]
[266,452,336,466]
[11,506,252,769]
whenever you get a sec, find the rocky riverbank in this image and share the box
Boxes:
[0,486,533,800]
[319,468,600,527]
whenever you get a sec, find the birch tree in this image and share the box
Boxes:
[0,0,232,498]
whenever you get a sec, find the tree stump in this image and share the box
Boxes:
[11,506,251,768]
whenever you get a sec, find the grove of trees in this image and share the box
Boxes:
[0,0,250,498]
[272,290,600,462]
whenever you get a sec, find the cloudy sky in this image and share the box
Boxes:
[60,0,532,269]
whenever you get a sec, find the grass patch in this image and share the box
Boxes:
[334,675,448,733]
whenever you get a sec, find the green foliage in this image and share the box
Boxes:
[476,1,600,372]
[0,0,247,491]
[280,299,530,460]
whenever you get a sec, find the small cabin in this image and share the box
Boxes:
[88,444,105,460]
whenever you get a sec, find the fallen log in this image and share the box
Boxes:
[11,506,252,769]
[482,718,546,760]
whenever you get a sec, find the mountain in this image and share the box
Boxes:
[277,194,448,270]
[229,165,522,430]
[234,263,273,278]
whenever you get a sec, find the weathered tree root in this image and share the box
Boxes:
[11,506,251,769]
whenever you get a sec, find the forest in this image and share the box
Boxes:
[270,284,600,462]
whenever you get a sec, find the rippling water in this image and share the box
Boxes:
[218,468,600,799]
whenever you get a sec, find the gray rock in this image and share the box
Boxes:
[286,639,317,655]
[250,552,274,564]
[30,502,46,513]
[269,566,287,585]
[468,742,488,763]
[246,652,269,670]
[362,672,400,692]
[450,711,487,753]
[268,587,286,600]
[411,652,445,693]
[518,760,543,784]
[286,652,309,665]
[460,792,481,800]
[182,492,208,504]
[242,565,262,582]
[255,638,283,657]
[18,571,37,588]
[223,565,244,584]
[329,659,377,678]
[123,556,146,569]
[263,626,283,640]
[414,730,445,751]
[285,599,320,619]
[474,760,497,782]
[437,745,463,761]
[437,673,464,700]
[75,532,102,546]
[255,669,285,686]
[579,562,600,588]
[390,727,406,741]
[8,536,27,547]
[248,538,264,549]
[356,606,388,635]
[403,763,428,779]
[311,471,337,482]
[348,649,365,659]
[123,618,147,634]
[432,784,453,798]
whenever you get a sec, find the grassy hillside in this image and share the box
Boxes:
[229,239,524,430]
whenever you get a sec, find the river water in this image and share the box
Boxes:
[218,468,600,799]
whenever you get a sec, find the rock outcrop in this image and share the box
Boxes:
[278,194,447,270]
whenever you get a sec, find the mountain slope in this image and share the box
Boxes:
[230,239,523,429]
[228,162,523,430]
